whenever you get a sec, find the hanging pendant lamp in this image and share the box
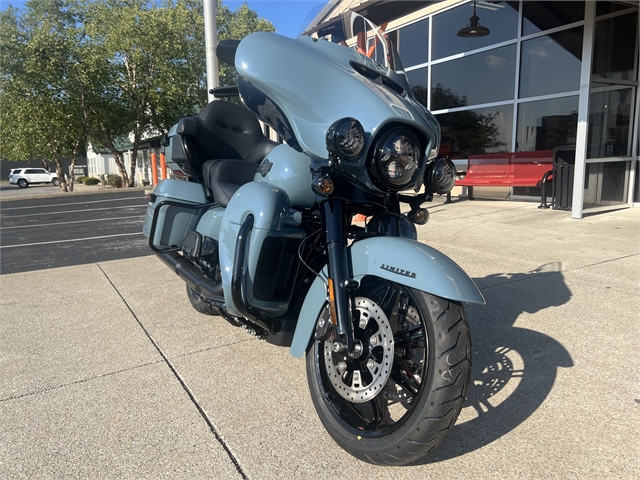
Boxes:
[457,0,491,38]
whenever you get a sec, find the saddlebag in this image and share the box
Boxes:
[142,179,209,249]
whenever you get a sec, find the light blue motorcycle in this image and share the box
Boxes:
[143,10,484,465]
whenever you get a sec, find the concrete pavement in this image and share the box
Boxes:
[0,181,148,201]
[1,198,638,479]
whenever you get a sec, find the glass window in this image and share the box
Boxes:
[432,44,516,110]
[583,161,630,207]
[516,96,579,151]
[592,12,638,82]
[432,1,519,60]
[519,27,583,98]
[596,1,635,17]
[397,19,429,68]
[436,104,513,159]
[406,67,428,109]
[522,1,585,36]
[587,84,634,158]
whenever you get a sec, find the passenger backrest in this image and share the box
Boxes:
[171,101,277,179]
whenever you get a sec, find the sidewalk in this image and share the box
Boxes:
[0,181,148,201]
[1,198,638,479]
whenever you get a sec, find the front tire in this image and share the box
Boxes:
[52,178,59,186]
[306,279,471,465]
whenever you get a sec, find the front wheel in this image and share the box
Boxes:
[52,178,59,186]
[306,278,471,465]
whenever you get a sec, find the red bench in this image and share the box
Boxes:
[455,150,554,201]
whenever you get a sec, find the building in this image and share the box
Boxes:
[306,0,639,218]
[86,135,164,186]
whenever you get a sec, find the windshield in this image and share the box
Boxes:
[301,8,404,73]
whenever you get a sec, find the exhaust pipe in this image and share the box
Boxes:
[156,251,224,300]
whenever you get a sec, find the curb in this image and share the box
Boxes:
[0,185,149,202]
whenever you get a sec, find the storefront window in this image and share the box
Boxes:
[583,161,630,208]
[431,44,516,110]
[592,12,638,82]
[522,1,585,36]
[596,1,635,17]
[516,96,579,151]
[397,19,429,68]
[432,1,519,60]
[519,27,583,98]
[406,67,428,109]
[587,85,634,158]
[436,104,513,159]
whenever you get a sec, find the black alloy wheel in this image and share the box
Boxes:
[306,276,472,465]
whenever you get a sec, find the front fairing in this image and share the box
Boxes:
[235,32,440,191]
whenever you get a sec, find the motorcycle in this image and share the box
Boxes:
[143,10,484,466]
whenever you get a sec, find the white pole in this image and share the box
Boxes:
[571,1,595,219]
[204,0,219,103]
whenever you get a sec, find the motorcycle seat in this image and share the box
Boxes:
[202,159,261,207]
[171,100,277,186]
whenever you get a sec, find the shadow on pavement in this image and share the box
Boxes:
[416,263,574,464]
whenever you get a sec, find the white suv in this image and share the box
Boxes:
[9,168,60,188]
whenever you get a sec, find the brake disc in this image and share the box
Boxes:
[324,297,394,404]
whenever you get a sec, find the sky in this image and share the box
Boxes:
[0,0,329,38]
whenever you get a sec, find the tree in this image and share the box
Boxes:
[81,0,275,187]
[1,0,275,189]
[0,0,87,192]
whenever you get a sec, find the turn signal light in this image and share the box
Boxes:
[312,176,335,196]
[412,208,430,225]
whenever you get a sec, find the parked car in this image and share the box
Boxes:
[9,168,59,188]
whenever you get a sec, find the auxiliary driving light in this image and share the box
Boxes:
[425,158,457,195]
[326,118,365,160]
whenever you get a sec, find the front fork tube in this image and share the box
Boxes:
[321,199,354,353]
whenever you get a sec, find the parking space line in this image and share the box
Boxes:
[0,205,147,218]
[1,215,145,230]
[0,232,144,249]
[0,196,146,211]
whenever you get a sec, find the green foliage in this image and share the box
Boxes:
[76,176,88,183]
[83,177,100,185]
[0,0,86,173]
[105,173,123,188]
[0,0,274,188]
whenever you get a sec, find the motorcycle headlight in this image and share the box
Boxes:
[425,158,457,194]
[326,118,365,160]
[369,128,423,191]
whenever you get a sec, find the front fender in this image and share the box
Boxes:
[289,237,484,358]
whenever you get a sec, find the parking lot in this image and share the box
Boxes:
[0,190,149,274]
[0,193,638,479]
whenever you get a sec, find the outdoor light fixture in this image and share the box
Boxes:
[457,0,491,38]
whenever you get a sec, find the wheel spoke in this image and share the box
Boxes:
[390,363,420,397]
[394,324,425,349]
[375,283,401,321]
[368,392,391,430]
